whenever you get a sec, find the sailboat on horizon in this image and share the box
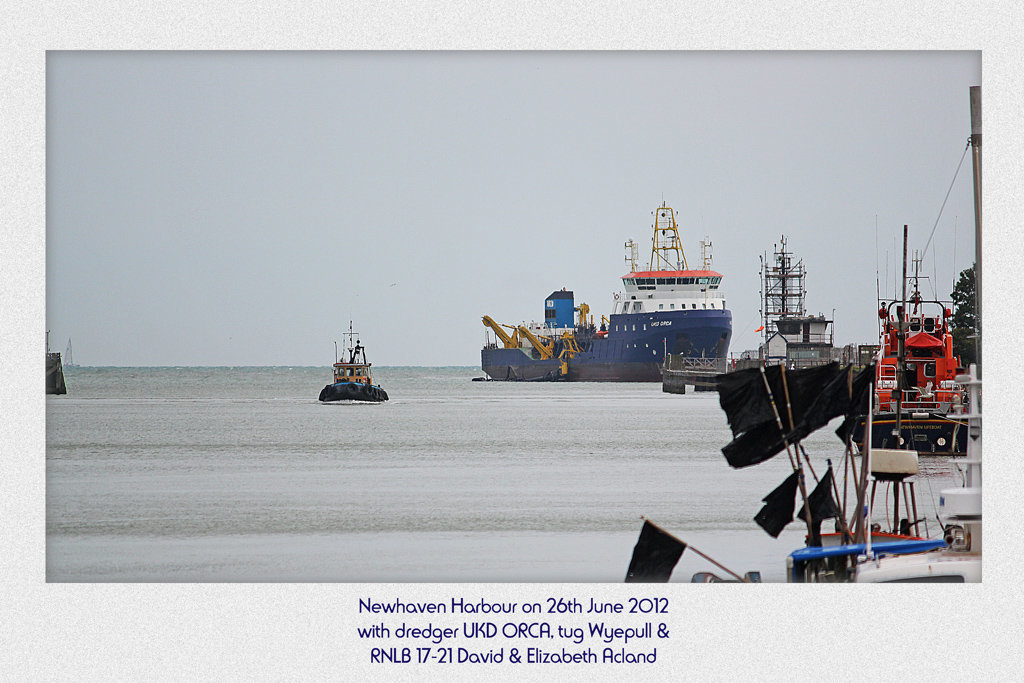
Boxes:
[64,338,78,368]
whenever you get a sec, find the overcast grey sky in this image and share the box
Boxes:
[46,51,980,366]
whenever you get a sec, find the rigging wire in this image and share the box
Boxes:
[921,140,971,276]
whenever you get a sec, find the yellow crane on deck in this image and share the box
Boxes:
[557,331,582,377]
[575,302,591,328]
[482,315,521,349]
[516,325,555,360]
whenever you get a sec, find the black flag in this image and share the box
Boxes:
[797,466,841,523]
[718,363,875,468]
[717,363,846,468]
[721,420,791,468]
[833,363,876,443]
[625,520,686,583]
[753,471,800,537]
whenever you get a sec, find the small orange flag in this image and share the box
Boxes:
[755,325,764,332]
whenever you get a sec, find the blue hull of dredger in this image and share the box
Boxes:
[481,308,732,382]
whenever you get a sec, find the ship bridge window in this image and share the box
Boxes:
[670,303,675,309]
[910,317,921,332]
[692,304,697,309]
[924,318,936,333]
[657,278,667,284]
[698,277,709,284]
[925,362,936,378]
[659,303,664,310]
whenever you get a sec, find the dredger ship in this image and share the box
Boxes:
[480,202,732,381]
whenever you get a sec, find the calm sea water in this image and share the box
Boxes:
[46,366,961,582]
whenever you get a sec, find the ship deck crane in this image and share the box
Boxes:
[517,325,555,360]
[575,302,591,328]
[558,331,581,376]
[482,315,521,349]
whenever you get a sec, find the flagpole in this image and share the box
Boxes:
[758,367,797,471]
[642,518,749,582]
[860,353,879,555]
[824,457,852,541]
[778,366,817,543]
[864,401,874,557]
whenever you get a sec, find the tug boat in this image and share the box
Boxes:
[318,326,388,403]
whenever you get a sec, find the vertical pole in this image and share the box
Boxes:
[895,225,908,442]
[892,482,900,533]
[910,481,921,537]
[969,85,982,377]
[860,367,875,551]
[903,481,913,534]
[780,368,818,544]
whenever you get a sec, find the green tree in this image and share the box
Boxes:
[950,264,978,367]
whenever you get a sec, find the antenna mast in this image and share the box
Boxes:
[624,239,639,273]
[700,237,713,269]
[649,202,689,271]
[761,236,806,347]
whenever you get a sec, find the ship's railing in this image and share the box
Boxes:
[878,397,959,414]
[663,355,727,372]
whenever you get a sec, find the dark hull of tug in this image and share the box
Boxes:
[852,412,967,456]
[319,382,389,403]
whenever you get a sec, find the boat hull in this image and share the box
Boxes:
[482,309,732,382]
[852,412,967,456]
[319,382,389,403]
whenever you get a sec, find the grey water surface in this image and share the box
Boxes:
[46,366,960,582]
